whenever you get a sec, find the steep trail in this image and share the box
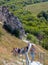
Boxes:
[0,21,48,53]
[23,40,46,53]
[0,23,48,65]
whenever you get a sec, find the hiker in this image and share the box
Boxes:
[17,48,21,54]
[20,48,25,54]
[12,48,17,56]
[20,45,29,54]
[15,48,21,55]
[30,44,36,62]
[11,48,20,56]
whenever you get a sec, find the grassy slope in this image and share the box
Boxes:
[0,24,27,51]
[0,23,27,64]
[24,2,48,15]
[0,23,48,65]
[0,1,48,65]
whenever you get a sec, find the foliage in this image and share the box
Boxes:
[42,38,48,50]
[24,2,48,15]
[0,0,48,50]
[27,33,39,44]
[37,11,48,21]
[10,8,48,50]
[3,24,20,38]
[12,29,20,38]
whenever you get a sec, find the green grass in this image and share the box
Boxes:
[24,2,48,15]
[0,1,48,64]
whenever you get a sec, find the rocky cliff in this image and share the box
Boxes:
[0,6,25,39]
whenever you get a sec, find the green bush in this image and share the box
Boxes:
[27,34,39,44]
[27,34,32,40]
[42,38,48,50]
[13,29,20,38]
[37,11,48,21]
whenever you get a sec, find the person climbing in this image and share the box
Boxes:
[30,44,36,62]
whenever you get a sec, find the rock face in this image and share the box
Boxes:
[0,6,25,39]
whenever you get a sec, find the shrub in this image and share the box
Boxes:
[37,11,48,21]
[12,29,19,38]
[27,34,32,40]
[27,34,39,44]
[10,5,16,11]
[3,24,12,33]
[42,38,48,50]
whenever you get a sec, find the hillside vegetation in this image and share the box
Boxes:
[0,0,48,50]
[0,24,48,65]
[24,2,48,15]
[0,0,48,65]
[0,23,27,64]
[0,24,27,49]
[0,0,48,10]
[13,9,48,50]
[0,24,27,65]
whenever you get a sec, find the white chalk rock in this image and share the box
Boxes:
[29,61,43,65]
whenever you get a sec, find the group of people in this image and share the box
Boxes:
[12,44,29,55]
[12,43,36,62]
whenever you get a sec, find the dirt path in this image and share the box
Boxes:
[23,39,45,53]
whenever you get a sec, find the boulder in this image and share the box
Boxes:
[0,6,25,39]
